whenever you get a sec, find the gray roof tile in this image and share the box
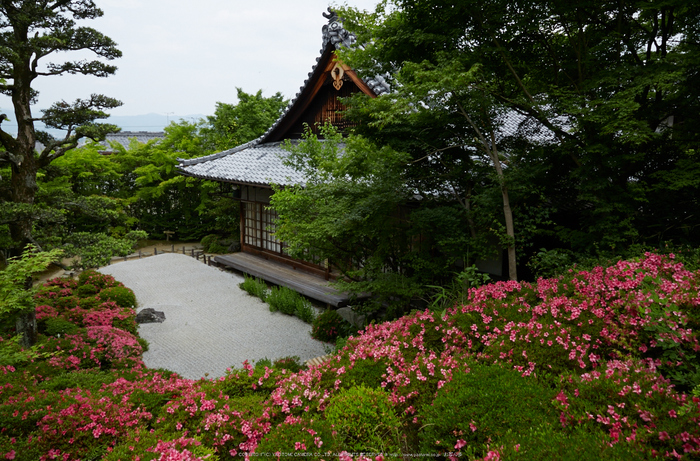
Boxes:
[101,131,165,150]
[179,142,306,187]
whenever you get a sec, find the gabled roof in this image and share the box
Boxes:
[178,9,386,187]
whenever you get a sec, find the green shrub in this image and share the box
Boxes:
[427,265,492,312]
[324,384,403,454]
[128,389,172,416]
[54,295,79,310]
[137,337,149,352]
[239,275,268,300]
[104,432,217,461]
[311,309,348,342]
[418,363,558,456]
[38,370,119,393]
[338,357,389,389]
[77,296,100,310]
[295,299,316,324]
[44,317,80,337]
[76,283,99,297]
[0,434,44,461]
[497,423,649,460]
[255,417,332,459]
[267,286,304,316]
[273,356,305,373]
[200,234,219,252]
[207,242,229,254]
[99,286,137,308]
[527,247,576,278]
[226,394,268,418]
[217,365,279,398]
[254,357,272,369]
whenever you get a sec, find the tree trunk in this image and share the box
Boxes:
[16,275,37,349]
[16,310,37,349]
[500,185,518,281]
[489,135,518,281]
[456,102,518,280]
[8,60,39,250]
[8,156,38,247]
[9,80,39,345]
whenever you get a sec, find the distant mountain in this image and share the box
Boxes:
[107,113,207,132]
[0,111,207,138]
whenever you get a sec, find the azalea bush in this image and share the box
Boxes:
[311,309,349,343]
[0,252,699,460]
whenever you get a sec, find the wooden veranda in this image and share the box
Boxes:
[214,252,356,307]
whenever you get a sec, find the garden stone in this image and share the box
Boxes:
[337,307,365,328]
[136,308,166,324]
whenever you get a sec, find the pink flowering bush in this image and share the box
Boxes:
[77,270,119,290]
[1,253,699,459]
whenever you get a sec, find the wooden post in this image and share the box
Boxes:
[139,250,142,259]
[182,246,186,254]
[124,254,127,261]
[207,256,211,266]
[154,247,158,256]
[191,249,194,257]
[171,244,174,252]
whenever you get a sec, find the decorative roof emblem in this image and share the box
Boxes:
[330,62,345,90]
[322,7,356,49]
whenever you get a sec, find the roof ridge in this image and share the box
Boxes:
[177,137,262,166]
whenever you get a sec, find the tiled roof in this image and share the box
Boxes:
[179,142,306,187]
[498,110,562,145]
[100,131,165,151]
[177,9,388,184]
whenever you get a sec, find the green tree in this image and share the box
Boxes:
[0,1,121,250]
[338,0,700,263]
[200,88,287,151]
[0,245,62,348]
[124,120,223,240]
[271,124,424,317]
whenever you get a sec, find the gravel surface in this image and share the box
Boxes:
[99,253,329,380]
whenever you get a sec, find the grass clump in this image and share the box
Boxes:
[266,286,316,324]
[239,274,268,300]
[266,285,298,315]
[294,299,316,323]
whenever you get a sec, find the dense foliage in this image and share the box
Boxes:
[0,252,698,459]
[335,0,700,278]
[272,124,429,317]
[0,1,122,249]
[0,88,287,261]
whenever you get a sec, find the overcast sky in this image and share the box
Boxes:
[6,0,380,121]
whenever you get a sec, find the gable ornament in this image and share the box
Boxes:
[330,62,345,90]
